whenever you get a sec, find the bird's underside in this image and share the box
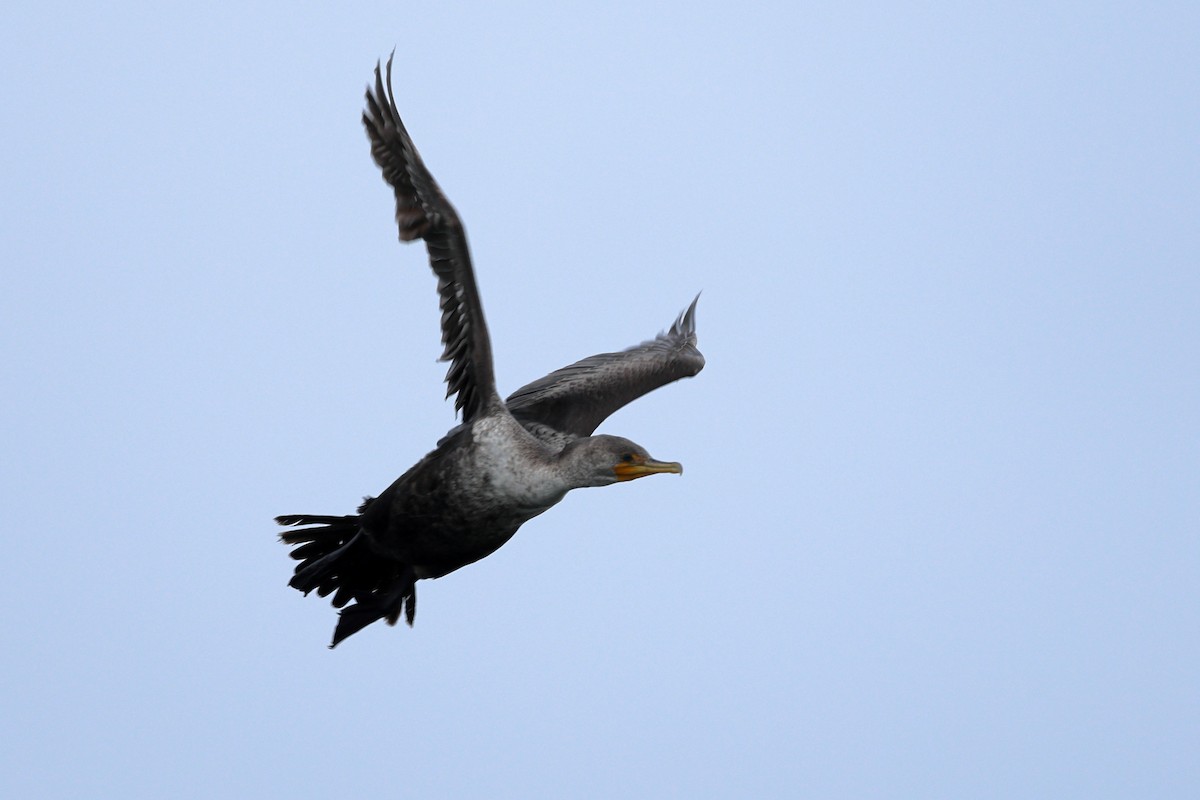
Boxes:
[277,54,704,647]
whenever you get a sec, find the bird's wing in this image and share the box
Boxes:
[505,296,704,438]
[362,55,497,423]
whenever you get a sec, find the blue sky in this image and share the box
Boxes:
[3,2,1197,797]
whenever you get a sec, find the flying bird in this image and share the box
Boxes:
[277,56,705,647]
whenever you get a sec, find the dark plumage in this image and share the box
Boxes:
[277,56,705,647]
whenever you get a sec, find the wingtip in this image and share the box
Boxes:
[672,293,701,336]
[366,50,398,116]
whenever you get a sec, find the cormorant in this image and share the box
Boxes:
[277,56,705,647]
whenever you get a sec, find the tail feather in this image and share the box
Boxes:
[276,513,354,530]
[330,567,416,647]
[276,510,417,647]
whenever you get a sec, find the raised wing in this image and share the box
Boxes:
[362,55,496,423]
[505,296,704,439]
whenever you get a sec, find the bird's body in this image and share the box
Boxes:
[278,56,704,647]
[364,414,571,578]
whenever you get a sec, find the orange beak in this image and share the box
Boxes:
[613,457,683,482]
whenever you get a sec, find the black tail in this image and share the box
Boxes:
[276,509,417,648]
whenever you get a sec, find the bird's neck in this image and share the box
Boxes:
[469,413,573,507]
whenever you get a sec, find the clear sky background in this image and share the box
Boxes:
[3,2,1197,797]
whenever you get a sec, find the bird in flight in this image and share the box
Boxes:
[277,56,705,647]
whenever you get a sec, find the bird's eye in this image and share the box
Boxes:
[620,453,634,463]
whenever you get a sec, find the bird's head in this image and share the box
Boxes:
[560,434,683,488]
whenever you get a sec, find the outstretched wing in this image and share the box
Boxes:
[362,55,497,423]
[505,296,704,439]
